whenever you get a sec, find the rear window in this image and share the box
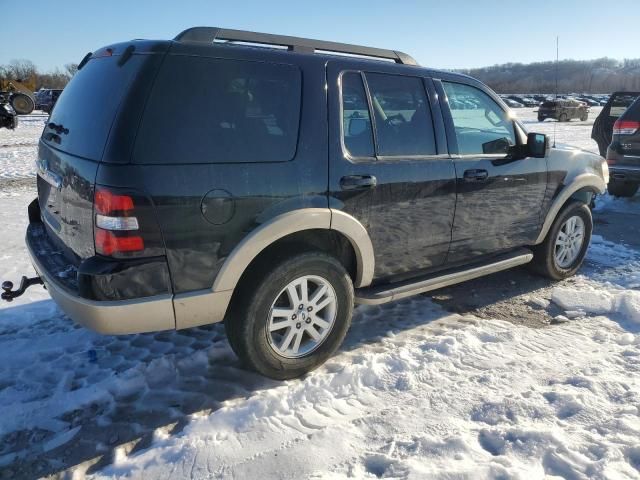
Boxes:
[134,56,301,164]
[610,93,640,117]
[42,55,143,161]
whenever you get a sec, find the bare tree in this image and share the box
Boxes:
[64,63,78,77]
[5,59,37,81]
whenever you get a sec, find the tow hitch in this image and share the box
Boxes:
[1,276,44,302]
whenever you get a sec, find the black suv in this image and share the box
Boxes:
[592,91,640,157]
[605,97,640,197]
[35,88,64,114]
[3,28,608,380]
[538,98,589,122]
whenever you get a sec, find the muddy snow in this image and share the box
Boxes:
[1,108,640,479]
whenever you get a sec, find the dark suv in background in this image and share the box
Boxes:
[606,97,640,197]
[538,98,589,122]
[3,28,608,380]
[592,91,640,157]
[35,88,63,113]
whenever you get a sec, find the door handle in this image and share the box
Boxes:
[463,169,489,182]
[340,175,377,190]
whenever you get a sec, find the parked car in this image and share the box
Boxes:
[538,98,589,122]
[35,88,63,113]
[504,98,524,108]
[0,101,18,130]
[576,96,600,107]
[605,97,640,197]
[507,95,536,107]
[592,91,640,157]
[1,27,608,380]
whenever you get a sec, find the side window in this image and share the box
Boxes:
[134,56,301,164]
[341,73,375,157]
[365,73,437,156]
[443,82,516,156]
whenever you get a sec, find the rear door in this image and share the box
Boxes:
[613,98,640,164]
[436,79,547,262]
[592,92,640,156]
[37,46,165,263]
[328,61,456,280]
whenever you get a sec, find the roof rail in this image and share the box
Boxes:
[173,27,419,66]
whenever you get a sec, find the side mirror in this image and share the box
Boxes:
[507,132,548,160]
[527,132,547,158]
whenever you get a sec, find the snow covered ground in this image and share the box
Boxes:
[1,109,640,479]
[0,113,47,181]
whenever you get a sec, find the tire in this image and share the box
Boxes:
[10,93,34,115]
[529,201,592,280]
[225,251,354,380]
[558,113,568,122]
[538,116,545,122]
[608,181,639,198]
[580,113,588,121]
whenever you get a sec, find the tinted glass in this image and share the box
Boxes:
[366,73,436,156]
[135,56,301,164]
[43,55,144,161]
[610,93,640,117]
[443,82,516,155]
[341,72,375,157]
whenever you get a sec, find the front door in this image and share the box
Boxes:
[436,80,548,263]
[328,61,457,281]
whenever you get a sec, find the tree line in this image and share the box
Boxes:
[458,57,640,94]
[0,59,78,90]
[3,56,640,94]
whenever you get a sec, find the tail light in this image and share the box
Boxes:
[613,120,640,135]
[93,186,164,258]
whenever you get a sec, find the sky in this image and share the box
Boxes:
[3,0,640,72]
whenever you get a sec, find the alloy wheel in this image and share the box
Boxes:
[554,215,585,268]
[266,275,337,358]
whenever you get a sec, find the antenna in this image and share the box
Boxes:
[553,35,559,148]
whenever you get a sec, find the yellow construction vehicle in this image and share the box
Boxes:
[0,76,36,115]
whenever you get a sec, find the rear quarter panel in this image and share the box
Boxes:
[117,50,329,294]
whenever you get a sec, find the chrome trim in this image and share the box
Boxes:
[27,239,175,334]
[535,173,606,244]
[36,159,62,190]
[355,251,533,305]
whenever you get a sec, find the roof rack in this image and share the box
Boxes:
[173,27,419,66]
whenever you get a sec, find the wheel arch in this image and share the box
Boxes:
[535,173,605,244]
[212,208,375,293]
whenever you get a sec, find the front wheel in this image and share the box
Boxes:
[608,181,639,198]
[225,252,354,380]
[558,113,568,122]
[530,202,592,280]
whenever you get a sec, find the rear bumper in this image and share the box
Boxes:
[609,166,640,183]
[26,201,176,334]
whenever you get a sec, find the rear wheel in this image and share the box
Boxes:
[580,112,588,121]
[530,202,592,280]
[225,252,354,380]
[559,113,568,122]
[608,181,639,198]
[10,93,34,115]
